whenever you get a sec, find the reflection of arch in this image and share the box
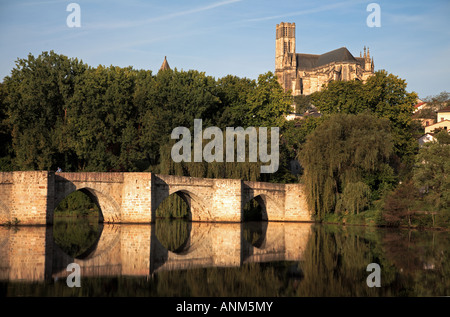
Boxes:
[54,187,121,223]
[154,219,192,255]
[51,224,121,275]
[243,221,268,249]
[74,223,104,260]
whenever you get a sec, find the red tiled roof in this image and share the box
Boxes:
[414,102,426,108]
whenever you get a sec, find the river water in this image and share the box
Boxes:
[0,219,449,297]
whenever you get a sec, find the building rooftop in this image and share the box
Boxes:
[296,47,363,70]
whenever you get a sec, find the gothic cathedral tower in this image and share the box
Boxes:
[275,22,296,70]
[275,22,297,94]
[275,22,375,96]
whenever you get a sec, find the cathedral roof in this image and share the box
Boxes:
[296,47,360,70]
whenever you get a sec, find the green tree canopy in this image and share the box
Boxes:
[2,51,88,170]
[311,70,418,163]
[0,51,294,182]
[298,113,395,219]
[413,131,450,212]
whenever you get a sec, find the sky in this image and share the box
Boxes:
[0,0,449,99]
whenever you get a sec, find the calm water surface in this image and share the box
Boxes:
[0,219,449,297]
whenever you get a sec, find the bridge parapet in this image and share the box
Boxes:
[0,171,311,225]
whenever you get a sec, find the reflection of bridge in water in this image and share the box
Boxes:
[0,222,312,282]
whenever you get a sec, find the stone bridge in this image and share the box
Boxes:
[0,171,311,225]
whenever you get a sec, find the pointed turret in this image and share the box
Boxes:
[159,56,171,72]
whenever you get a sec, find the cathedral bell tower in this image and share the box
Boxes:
[275,22,297,93]
[275,22,296,72]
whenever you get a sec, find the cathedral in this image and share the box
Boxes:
[275,22,375,96]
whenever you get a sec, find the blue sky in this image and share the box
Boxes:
[0,0,449,99]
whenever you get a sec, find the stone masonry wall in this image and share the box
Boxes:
[11,171,50,225]
[212,178,242,222]
[0,172,312,225]
[284,183,311,221]
[121,173,152,223]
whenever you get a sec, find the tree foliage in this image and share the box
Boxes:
[382,180,419,227]
[299,113,395,219]
[3,51,87,170]
[0,52,292,183]
[311,70,418,162]
[413,131,450,212]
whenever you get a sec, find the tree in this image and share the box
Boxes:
[2,51,87,170]
[298,113,395,219]
[311,70,418,163]
[413,130,450,212]
[1,51,298,183]
[0,82,13,171]
[214,75,255,128]
[245,71,292,127]
[66,65,142,171]
[382,180,419,227]
[310,79,364,114]
[423,91,450,110]
[293,94,312,114]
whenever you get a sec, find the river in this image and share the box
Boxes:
[0,219,449,297]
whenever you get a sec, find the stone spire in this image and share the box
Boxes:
[159,56,170,72]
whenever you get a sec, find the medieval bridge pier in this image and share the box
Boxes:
[0,171,311,225]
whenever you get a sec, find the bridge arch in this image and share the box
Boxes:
[242,193,284,221]
[243,194,269,221]
[54,187,122,223]
[155,188,212,222]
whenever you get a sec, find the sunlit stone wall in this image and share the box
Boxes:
[0,172,312,225]
[9,172,51,225]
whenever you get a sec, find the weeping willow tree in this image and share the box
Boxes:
[156,133,262,217]
[298,113,395,220]
[159,132,262,178]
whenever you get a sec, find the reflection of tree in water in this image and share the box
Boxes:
[155,219,190,253]
[292,225,450,296]
[381,230,424,274]
[53,218,101,258]
[381,229,450,296]
[294,225,384,296]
